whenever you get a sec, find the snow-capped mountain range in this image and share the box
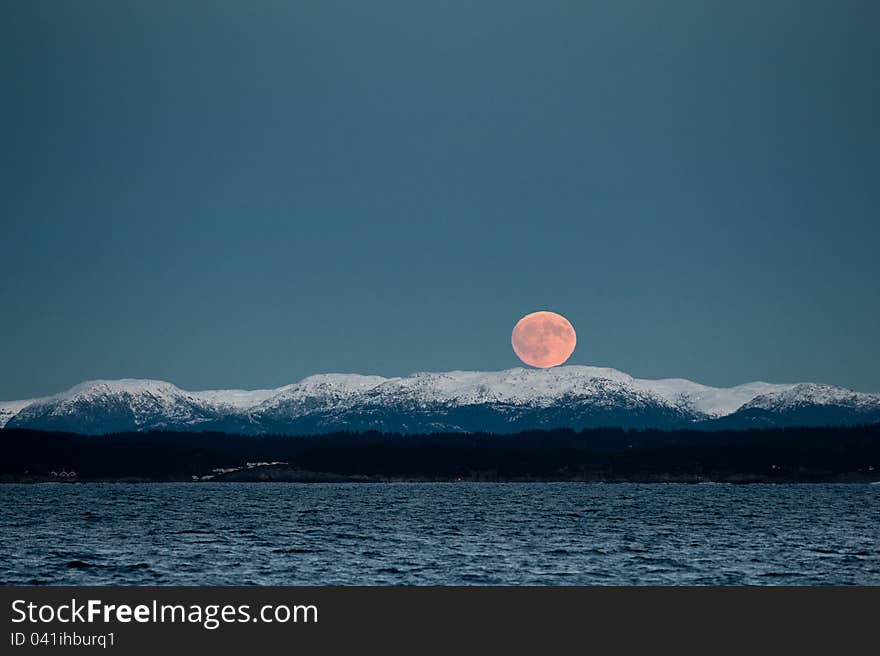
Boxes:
[2,367,879,435]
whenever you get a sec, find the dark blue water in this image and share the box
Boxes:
[1,483,878,585]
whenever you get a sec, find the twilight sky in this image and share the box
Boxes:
[1,1,878,400]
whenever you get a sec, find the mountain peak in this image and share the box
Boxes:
[62,378,186,398]
[743,383,876,411]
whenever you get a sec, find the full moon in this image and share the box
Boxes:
[511,311,577,368]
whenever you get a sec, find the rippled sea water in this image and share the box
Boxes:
[1,483,878,585]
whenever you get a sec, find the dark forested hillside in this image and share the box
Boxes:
[1,425,878,483]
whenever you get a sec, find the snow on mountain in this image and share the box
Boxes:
[2,368,878,434]
[741,383,880,412]
[342,367,798,418]
[629,378,797,417]
[708,382,880,428]
[193,388,279,411]
[0,399,38,428]
[6,379,219,433]
[248,368,700,433]
[252,374,388,413]
[245,367,793,415]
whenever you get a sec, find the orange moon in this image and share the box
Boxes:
[511,311,577,368]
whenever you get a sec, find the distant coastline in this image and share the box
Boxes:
[4,472,878,484]
[2,425,878,484]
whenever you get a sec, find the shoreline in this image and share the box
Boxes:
[2,473,878,485]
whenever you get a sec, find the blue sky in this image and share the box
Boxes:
[1,1,878,399]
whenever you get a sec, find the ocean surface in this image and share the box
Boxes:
[1,483,878,585]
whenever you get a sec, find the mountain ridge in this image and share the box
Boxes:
[3,367,879,434]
